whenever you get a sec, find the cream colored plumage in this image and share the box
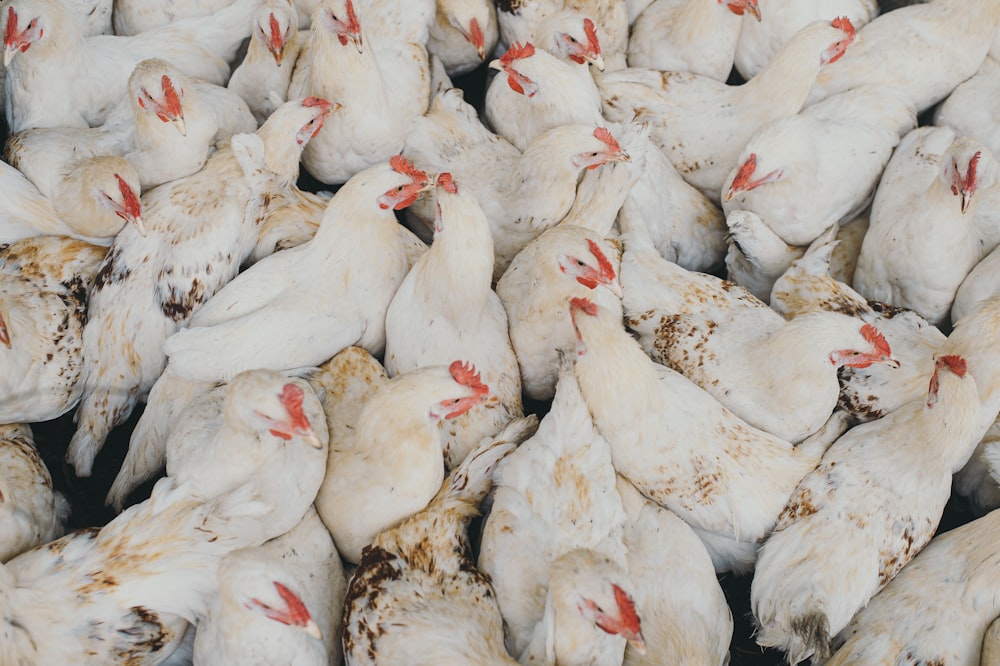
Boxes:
[935,56,1000,157]
[428,0,498,76]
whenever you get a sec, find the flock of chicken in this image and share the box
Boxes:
[1,0,1000,663]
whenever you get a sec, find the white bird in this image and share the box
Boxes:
[428,0,498,76]
[66,97,335,477]
[825,507,1000,666]
[162,154,430,383]
[0,424,70,563]
[953,243,1000,326]
[0,236,108,425]
[751,354,982,664]
[497,1,629,70]
[934,55,1000,158]
[1,0,261,132]
[112,0,235,35]
[384,173,523,469]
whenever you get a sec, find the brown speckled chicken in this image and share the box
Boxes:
[341,417,537,666]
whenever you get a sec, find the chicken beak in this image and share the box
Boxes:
[303,618,323,640]
[883,356,901,369]
[2,45,16,67]
[961,190,973,214]
[172,115,187,137]
[626,631,647,655]
[130,215,147,237]
[488,58,502,71]
[745,3,761,21]
[604,280,623,299]
[724,187,736,202]
[301,427,324,450]
[590,54,606,72]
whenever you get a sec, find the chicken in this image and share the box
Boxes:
[0,474,287,665]
[733,0,877,79]
[934,56,1000,157]
[0,156,143,246]
[825,507,1000,666]
[853,127,1000,326]
[497,0,629,70]
[2,0,261,132]
[616,477,732,666]
[751,354,982,664]
[0,236,107,424]
[627,0,759,81]
[497,225,623,402]
[428,0,498,76]
[341,417,536,666]
[228,0,303,125]
[291,0,434,184]
[569,297,830,573]
[807,0,1000,112]
[162,154,429,383]
[484,41,603,151]
[599,17,857,200]
[954,243,1000,325]
[721,85,916,246]
[724,209,810,303]
[621,222,897,444]
[384,174,523,469]
[66,97,335,477]
[316,361,499,564]
[112,0,235,35]
[7,58,254,196]
[480,364,645,664]
[0,424,70,563]
[530,10,606,70]
[193,507,347,665]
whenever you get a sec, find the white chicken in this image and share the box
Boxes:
[570,297,831,573]
[807,0,1000,112]
[162,154,429,383]
[479,365,642,664]
[1,0,260,132]
[733,0,877,79]
[291,0,433,184]
[228,0,303,125]
[0,236,107,425]
[0,156,143,246]
[723,209,810,302]
[599,16,857,200]
[428,0,498,76]
[66,97,335,477]
[112,0,235,35]
[616,477,732,666]
[384,173,523,469]
[751,354,982,664]
[0,424,69,563]
[953,244,1000,325]
[620,221,897,444]
[934,56,1000,157]
[825,507,1000,666]
[316,361,498,563]
[341,417,536,666]
[627,0,759,81]
[721,85,916,246]
[853,127,1000,326]
[484,40,603,151]
[497,225,623,402]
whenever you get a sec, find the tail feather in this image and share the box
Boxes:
[67,388,137,477]
[442,415,538,509]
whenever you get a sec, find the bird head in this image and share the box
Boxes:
[725,152,783,201]
[829,323,899,370]
[820,16,855,66]
[135,71,187,136]
[240,377,325,449]
[490,41,539,97]
[926,354,968,408]
[104,172,145,236]
[0,310,10,349]
[320,0,363,53]
[451,11,487,61]
[577,582,646,654]
[554,16,604,70]
[943,140,988,215]
[571,127,630,171]
[245,581,323,640]
[432,172,459,232]
[569,296,599,355]
[429,361,494,421]
[295,96,338,145]
[2,5,43,67]
[377,155,434,210]
[558,238,622,298]
[257,3,296,66]
[722,0,761,21]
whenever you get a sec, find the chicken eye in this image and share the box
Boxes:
[576,259,586,266]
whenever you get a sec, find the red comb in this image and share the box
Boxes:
[585,238,616,283]
[937,354,967,377]
[583,18,600,55]
[437,172,457,193]
[500,41,535,67]
[302,96,331,110]
[274,582,313,627]
[160,75,183,119]
[593,127,622,154]
[860,324,891,359]
[4,7,18,48]
[115,174,141,220]
[449,361,488,396]
[831,16,855,37]
[570,296,598,316]
[389,154,429,183]
[966,151,981,191]
[278,383,311,435]
[612,584,641,637]
[267,12,284,52]
[468,17,484,49]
